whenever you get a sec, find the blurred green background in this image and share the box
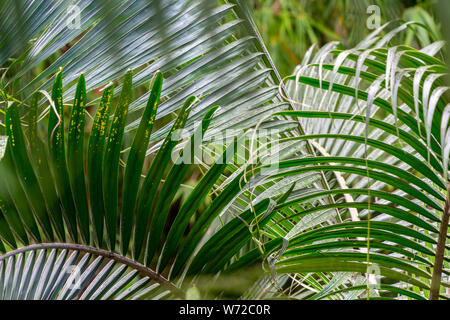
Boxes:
[250,0,443,76]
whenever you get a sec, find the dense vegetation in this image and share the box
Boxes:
[0,0,448,300]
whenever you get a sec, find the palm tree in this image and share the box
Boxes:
[0,0,448,300]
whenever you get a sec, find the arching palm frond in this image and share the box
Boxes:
[238,22,449,300]
[0,1,448,301]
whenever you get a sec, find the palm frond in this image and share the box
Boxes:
[242,22,450,299]
[0,244,180,300]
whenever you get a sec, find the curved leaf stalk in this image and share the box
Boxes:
[0,243,184,299]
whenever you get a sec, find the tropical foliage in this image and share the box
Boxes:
[251,0,442,76]
[0,0,448,300]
